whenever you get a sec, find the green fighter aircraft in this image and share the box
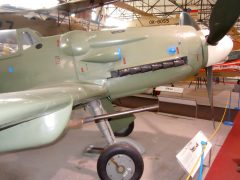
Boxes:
[0,0,239,179]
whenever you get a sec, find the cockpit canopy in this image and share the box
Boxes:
[0,28,41,59]
[0,30,18,57]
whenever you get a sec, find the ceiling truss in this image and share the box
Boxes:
[105,0,239,30]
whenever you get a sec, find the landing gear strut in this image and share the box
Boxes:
[86,100,144,180]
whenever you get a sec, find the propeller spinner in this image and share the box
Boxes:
[205,0,239,126]
[207,0,239,126]
[180,0,240,126]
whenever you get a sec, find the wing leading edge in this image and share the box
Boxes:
[0,83,107,152]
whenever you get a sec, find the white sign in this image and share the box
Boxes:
[155,86,184,94]
[176,131,212,177]
[158,96,196,106]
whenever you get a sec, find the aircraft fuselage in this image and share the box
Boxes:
[0,26,207,99]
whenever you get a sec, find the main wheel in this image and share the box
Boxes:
[114,121,134,137]
[97,143,144,180]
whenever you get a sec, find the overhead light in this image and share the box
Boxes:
[0,0,59,10]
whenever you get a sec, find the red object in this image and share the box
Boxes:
[199,59,240,74]
[123,57,126,64]
[205,113,240,180]
[57,39,60,47]
[189,9,198,13]
[176,47,179,54]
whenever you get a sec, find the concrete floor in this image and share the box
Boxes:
[0,109,231,180]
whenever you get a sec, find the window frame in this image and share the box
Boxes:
[17,28,42,51]
[0,28,42,60]
[0,29,20,60]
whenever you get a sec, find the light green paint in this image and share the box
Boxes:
[0,25,208,152]
[101,98,135,132]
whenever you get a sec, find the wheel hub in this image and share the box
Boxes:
[106,154,135,180]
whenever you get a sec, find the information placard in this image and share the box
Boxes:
[155,86,184,94]
[176,131,212,177]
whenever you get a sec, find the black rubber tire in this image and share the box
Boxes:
[114,121,134,137]
[97,143,144,180]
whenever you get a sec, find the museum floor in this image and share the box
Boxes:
[0,81,238,180]
[0,110,231,180]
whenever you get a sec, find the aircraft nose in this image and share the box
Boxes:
[206,34,233,67]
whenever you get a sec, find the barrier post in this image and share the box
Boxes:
[224,91,234,126]
[198,141,207,180]
[237,92,240,110]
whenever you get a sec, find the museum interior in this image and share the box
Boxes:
[0,0,240,180]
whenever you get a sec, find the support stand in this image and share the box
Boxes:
[84,145,104,156]
[198,141,207,180]
[83,137,145,156]
[83,100,146,156]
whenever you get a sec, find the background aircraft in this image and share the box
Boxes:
[55,0,118,14]
[182,50,240,90]
[0,0,239,179]
[198,56,240,78]
[0,0,118,13]
[184,51,240,82]
[0,0,119,35]
[0,13,86,36]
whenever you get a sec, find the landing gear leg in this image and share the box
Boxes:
[87,100,116,145]
[86,100,144,180]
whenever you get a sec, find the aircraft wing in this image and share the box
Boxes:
[0,83,107,152]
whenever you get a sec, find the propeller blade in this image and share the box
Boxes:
[206,66,215,127]
[207,0,240,45]
[179,12,201,31]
